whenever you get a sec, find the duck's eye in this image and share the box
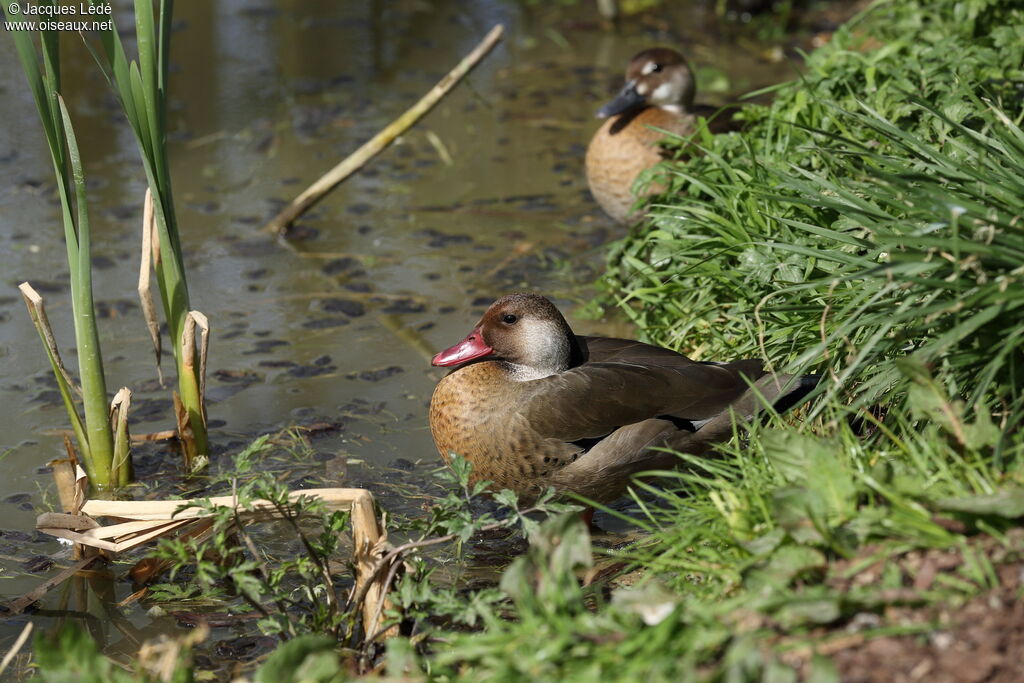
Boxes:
[651,63,662,73]
[502,314,518,324]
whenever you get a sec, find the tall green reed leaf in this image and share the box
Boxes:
[5,5,121,488]
[83,0,209,465]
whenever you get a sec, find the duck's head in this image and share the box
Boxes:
[596,47,696,119]
[431,293,577,378]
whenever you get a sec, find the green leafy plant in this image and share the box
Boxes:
[141,449,575,675]
[390,378,1022,680]
[153,473,352,642]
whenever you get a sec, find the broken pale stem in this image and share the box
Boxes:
[351,491,399,640]
[110,387,133,487]
[80,488,375,520]
[18,283,81,396]
[177,311,210,466]
[138,189,164,385]
[39,487,399,642]
[0,622,33,675]
[263,24,505,234]
[19,283,91,474]
[50,450,87,516]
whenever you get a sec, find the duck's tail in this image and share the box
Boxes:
[770,374,821,415]
[555,373,822,505]
[669,372,820,449]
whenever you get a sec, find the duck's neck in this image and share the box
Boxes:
[503,332,582,382]
[505,363,559,382]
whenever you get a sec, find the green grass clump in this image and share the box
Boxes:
[605,0,1024,420]
[404,377,1023,681]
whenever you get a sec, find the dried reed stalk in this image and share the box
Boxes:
[0,622,33,674]
[34,487,398,640]
[263,24,504,235]
[18,283,80,395]
[175,310,210,470]
[138,189,164,385]
[351,490,399,639]
[110,387,133,485]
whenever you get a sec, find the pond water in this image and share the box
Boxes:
[0,0,814,671]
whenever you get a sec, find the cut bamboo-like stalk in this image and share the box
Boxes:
[263,24,505,235]
[176,311,210,470]
[51,445,89,559]
[20,283,100,483]
[110,387,133,487]
[18,283,81,396]
[138,189,164,386]
[351,491,398,640]
[81,488,373,520]
[50,450,87,517]
[172,392,193,468]
[185,311,209,423]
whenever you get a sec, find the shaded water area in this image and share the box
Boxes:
[0,0,822,672]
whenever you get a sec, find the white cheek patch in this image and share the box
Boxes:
[651,82,674,103]
[513,319,570,378]
[636,81,649,95]
[641,61,658,75]
[521,321,558,359]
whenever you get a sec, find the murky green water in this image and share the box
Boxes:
[0,0,810,671]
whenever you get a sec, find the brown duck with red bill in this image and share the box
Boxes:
[429,293,817,505]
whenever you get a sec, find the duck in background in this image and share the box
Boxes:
[428,293,817,508]
[585,47,737,224]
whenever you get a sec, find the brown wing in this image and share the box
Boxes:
[579,336,763,378]
[521,355,764,442]
[551,373,812,502]
[579,335,705,366]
